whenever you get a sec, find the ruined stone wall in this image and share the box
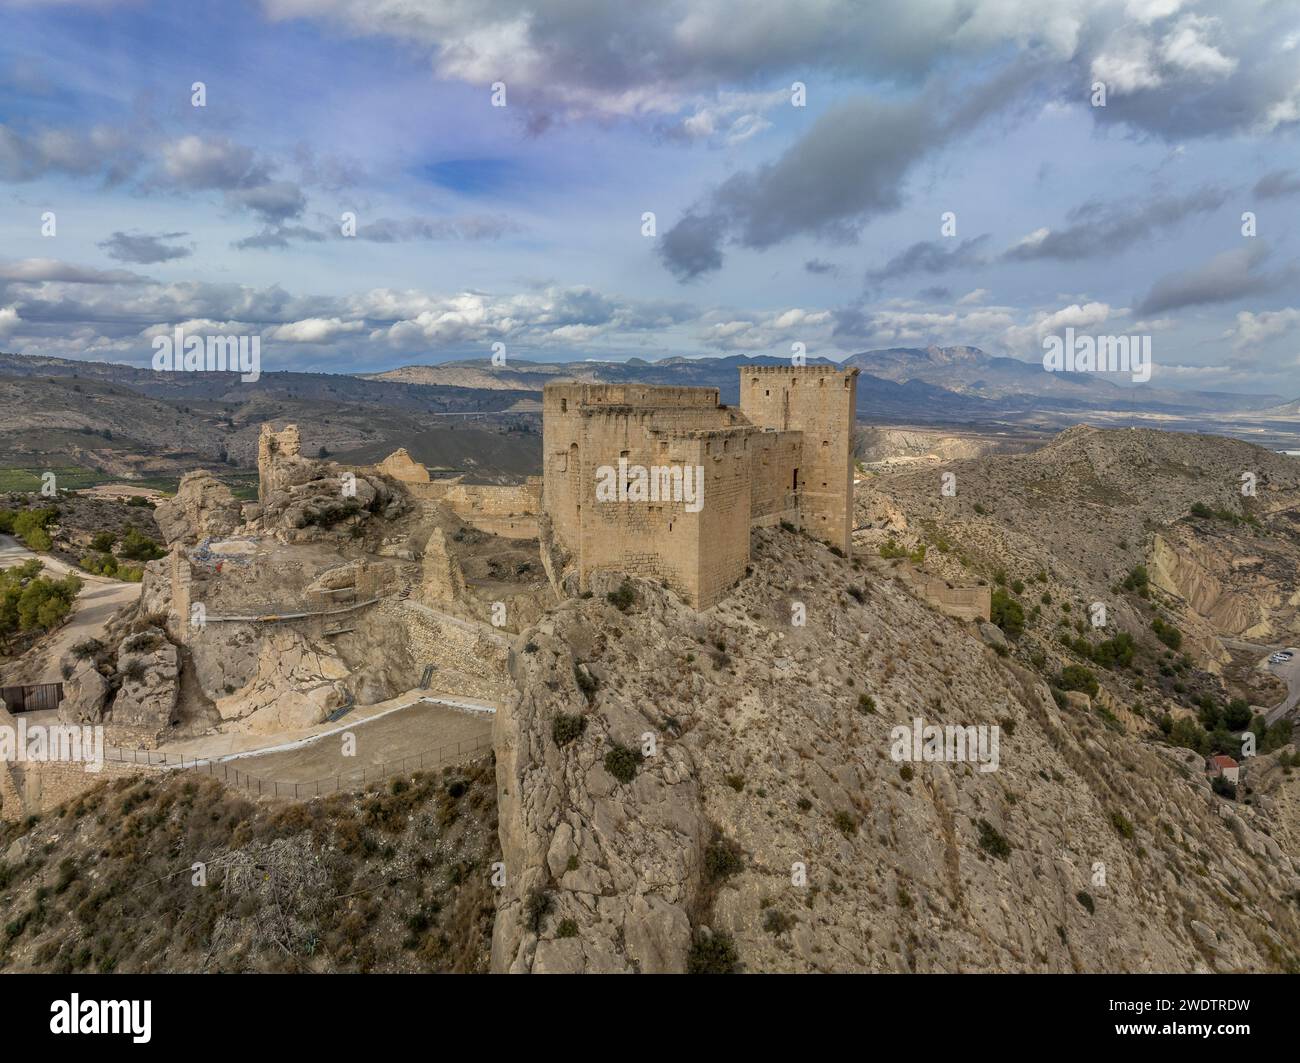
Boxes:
[740,366,859,553]
[257,423,302,504]
[394,601,513,704]
[921,579,992,622]
[406,478,541,539]
[542,385,588,553]
[376,448,430,483]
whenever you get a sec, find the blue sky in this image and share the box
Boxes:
[0,0,1298,395]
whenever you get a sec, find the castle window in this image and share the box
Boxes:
[822,440,829,447]
[792,468,799,490]
[819,379,825,387]
[765,390,770,396]
[560,398,567,412]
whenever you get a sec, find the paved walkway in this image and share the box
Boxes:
[133,689,495,766]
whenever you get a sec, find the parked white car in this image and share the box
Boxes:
[1268,651,1294,664]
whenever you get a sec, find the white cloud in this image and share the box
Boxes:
[1160,14,1236,78]
[0,305,21,337]
[1223,307,1300,353]
[1091,34,1163,93]
[267,317,364,343]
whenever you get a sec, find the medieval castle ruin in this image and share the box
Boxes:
[369,365,861,610]
[543,365,859,609]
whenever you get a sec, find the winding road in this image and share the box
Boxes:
[0,533,141,684]
[1223,636,1300,726]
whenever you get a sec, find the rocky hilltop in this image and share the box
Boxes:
[491,526,1300,973]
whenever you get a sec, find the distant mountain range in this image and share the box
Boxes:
[370,345,1296,430]
[3,347,1298,463]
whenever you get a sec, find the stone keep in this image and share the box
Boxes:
[543,365,859,609]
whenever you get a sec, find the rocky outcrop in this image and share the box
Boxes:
[110,629,180,733]
[253,439,408,544]
[493,579,707,973]
[214,628,349,733]
[58,659,111,723]
[153,471,242,545]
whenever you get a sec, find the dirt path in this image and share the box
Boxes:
[0,534,141,684]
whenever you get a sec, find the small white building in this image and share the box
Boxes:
[1206,755,1240,785]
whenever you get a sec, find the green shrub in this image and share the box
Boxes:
[1211,775,1237,800]
[606,580,637,612]
[556,918,579,939]
[1151,617,1182,651]
[688,931,739,974]
[704,834,745,883]
[118,528,164,562]
[977,819,1011,859]
[1057,664,1099,698]
[603,743,642,784]
[524,888,553,934]
[551,712,587,747]
[990,589,1024,637]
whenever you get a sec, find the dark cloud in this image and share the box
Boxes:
[0,259,145,285]
[867,235,990,283]
[660,96,937,280]
[97,231,192,265]
[234,225,328,251]
[656,56,1037,281]
[282,0,1300,148]
[0,122,142,184]
[354,215,523,243]
[658,211,727,281]
[234,214,525,251]
[1136,243,1292,315]
[918,286,952,301]
[1003,186,1229,262]
[225,180,307,224]
[804,258,839,276]
[1253,169,1300,200]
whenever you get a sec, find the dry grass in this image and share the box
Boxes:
[0,757,499,973]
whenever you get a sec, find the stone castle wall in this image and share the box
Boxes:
[370,448,542,539]
[740,366,859,553]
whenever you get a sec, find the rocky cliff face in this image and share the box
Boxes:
[492,528,1300,973]
[153,471,243,546]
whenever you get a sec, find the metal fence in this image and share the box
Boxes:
[103,732,494,799]
[0,682,64,712]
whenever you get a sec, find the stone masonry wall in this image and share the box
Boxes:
[740,366,859,553]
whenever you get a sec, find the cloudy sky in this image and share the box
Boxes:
[1,0,1298,394]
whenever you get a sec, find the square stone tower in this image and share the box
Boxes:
[738,365,859,554]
